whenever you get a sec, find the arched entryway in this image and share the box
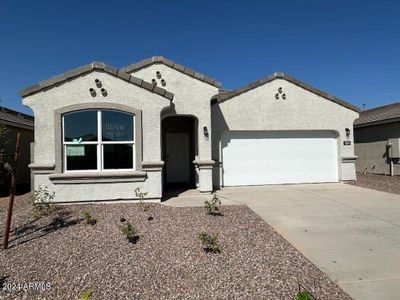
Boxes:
[161,116,198,190]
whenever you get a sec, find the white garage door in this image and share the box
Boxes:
[222,131,338,186]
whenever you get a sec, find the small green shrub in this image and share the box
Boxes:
[78,289,95,300]
[32,186,57,219]
[296,290,314,300]
[198,232,221,253]
[135,187,150,212]
[204,193,222,215]
[81,211,97,225]
[121,222,139,243]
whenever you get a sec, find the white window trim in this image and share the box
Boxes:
[62,110,136,173]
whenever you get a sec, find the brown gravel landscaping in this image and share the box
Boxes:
[349,172,400,195]
[0,193,351,300]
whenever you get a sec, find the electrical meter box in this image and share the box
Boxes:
[389,138,400,158]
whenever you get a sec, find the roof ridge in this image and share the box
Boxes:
[121,56,222,88]
[211,72,360,112]
[19,61,174,100]
[362,101,400,112]
[0,106,34,119]
[355,101,400,126]
[0,107,34,128]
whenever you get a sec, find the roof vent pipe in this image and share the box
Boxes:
[156,71,161,78]
[94,78,102,88]
[89,88,96,97]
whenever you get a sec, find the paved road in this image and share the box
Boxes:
[164,183,400,300]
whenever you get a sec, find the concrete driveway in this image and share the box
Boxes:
[215,183,400,300]
[164,183,400,299]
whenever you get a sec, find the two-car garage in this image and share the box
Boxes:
[221,131,339,186]
[211,73,360,188]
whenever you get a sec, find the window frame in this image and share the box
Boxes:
[62,109,136,173]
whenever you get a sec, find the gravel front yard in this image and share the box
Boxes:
[349,172,400,194]
[0,194,351,300]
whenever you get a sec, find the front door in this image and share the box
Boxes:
[165,132,190,184]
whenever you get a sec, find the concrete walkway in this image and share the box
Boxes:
[163,183,400,300]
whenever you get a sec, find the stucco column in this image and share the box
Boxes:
[194,160,214,193]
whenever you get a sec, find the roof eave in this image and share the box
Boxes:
[121,56,222,88]
[19,62,174,101]
[354,116,400,128]
[0,119,34,130]
[211,72,360,113]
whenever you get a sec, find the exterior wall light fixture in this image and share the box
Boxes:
[203,126,209,139]
[345,128,351,139]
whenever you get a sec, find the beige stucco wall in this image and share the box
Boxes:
[354,123,400,175]
[23,71,171,202]
[130,64,219,192]
[212,78,359,187]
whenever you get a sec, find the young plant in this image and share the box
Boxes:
[135,187,149,212]
[32,186,57,219]
[296,290,314,300]
[81,211,97,225]
[198,232,221,253]
[204,193,222,215]
[121,222,139,243]
[79,289,95,300]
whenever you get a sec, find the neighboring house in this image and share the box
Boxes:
[0,106,34,195]
[354,102,400,176]
[20,56,360,202]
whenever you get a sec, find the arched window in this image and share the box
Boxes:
[62,110,135,171]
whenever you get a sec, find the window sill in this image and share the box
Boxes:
[341,156,358,163]
[49,171,147,184]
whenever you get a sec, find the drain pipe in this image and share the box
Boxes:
[390,159,394,177]
[387,141,394,176]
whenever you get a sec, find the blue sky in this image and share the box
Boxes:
[1,0,399,115]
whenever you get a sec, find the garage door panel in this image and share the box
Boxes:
[222,131,338,186]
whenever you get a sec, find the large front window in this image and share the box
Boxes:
[63,110,135,171]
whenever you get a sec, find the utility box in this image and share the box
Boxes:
[389,138,400,158]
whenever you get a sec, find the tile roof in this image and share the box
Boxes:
[354,102,400,127]
[121,56,222,88]
[19,62,174,100]
[0,106,34,129]
[211,72,360,112]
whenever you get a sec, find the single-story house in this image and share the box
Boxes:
[0,106,34,195]
[20,56,360,202]
[354,102,400,176]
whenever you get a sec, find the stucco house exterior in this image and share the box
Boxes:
[20,56,360,202]
[354,102,400,176]
[0,106,34,195]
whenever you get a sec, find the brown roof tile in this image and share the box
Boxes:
[0,106,34,129]
[354,102,400,127]
[121,56,222,88]
[19,62,174,100]
[211,72,360,112]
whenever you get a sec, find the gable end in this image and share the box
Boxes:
[19,62,174,100]
[211,72,360,112]
[121,56,222,88]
